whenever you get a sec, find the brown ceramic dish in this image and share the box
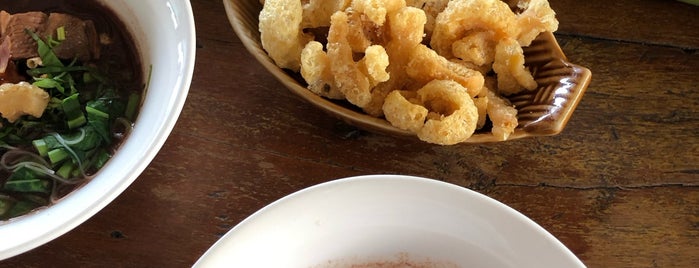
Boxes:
[223,0,592,143]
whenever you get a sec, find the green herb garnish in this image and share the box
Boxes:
[0,29,139,220]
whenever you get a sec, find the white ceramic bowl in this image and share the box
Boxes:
[194,175,585,267]
[0,0,195,259]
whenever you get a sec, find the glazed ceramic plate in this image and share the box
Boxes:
[193,175,585,267]
[224,0,592,143]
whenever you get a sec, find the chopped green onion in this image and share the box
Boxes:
[32,139,49,157]
[33,78,66,94]
[28,65,93,77]
[62,94,86,129]
[48,148,69,164]
[56,162,74,179]
[56,26,66,41]
[83,72,94,84]
[125,92,140,121]
[93,149,111,170]
[67,116,87,130]
[25,29,63,67]
[86,106,109,120]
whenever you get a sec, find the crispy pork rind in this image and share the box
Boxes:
[259,0,560,145]
[415,80,479,145]
[326,11,373,107]
[405,0,449,40]
[428,0,558,95]
[359,45,390,85]
[492,37,537,94]
[513,0,559,46]
[0,82,50,123]
[301,0,351,28]
[351,0,405,26]
[451,30,496,68]
[473,95,489,129]
[300,41,344,99]
[383,80,479,145]
[383,90,427,133]
[483,77,518,140]
[259,0,312,71]
[486,88,518,141]
[431,0,518,60]
[406,44,484,97]
[363,5,428,116]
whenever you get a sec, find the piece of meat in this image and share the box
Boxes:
[0,11,11,35]
[0,61,24,84]
[3,11,48,60]
[0,11,100,62]
[45,13,100,61]
[0,36,9,72]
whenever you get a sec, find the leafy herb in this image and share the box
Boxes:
[25,29,63,68]
[3,167,52,194]
[0,30,138,220]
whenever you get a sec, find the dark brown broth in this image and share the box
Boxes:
[0,0,143,92]
[0,0,144,218]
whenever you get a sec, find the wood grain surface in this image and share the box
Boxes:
[3,0,698,267]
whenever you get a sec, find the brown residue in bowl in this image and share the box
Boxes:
[314,252,460,268]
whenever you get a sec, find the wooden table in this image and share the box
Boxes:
[4,0,698,266]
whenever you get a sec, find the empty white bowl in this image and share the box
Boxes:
[0,0,195,259]
[194,175,585,267]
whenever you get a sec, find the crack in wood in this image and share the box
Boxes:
[554,32,699,51]
[496,182,699,190]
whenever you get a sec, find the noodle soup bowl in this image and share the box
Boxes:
[0,0,195,259]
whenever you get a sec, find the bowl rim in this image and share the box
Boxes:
[194,174,586,267]
[0,0,196,259]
